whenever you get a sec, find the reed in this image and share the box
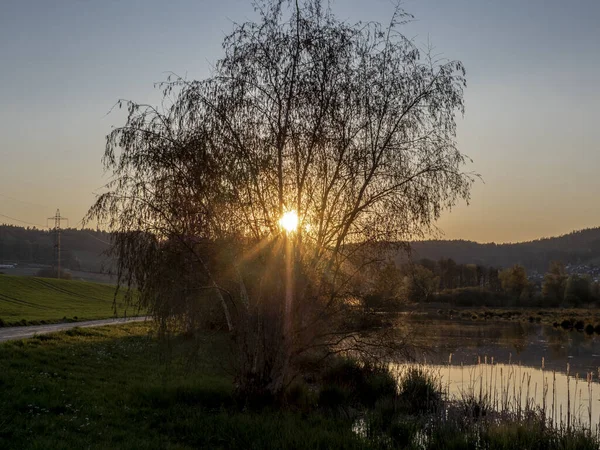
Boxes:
[379,356,600,449]
[567,362,571,432]
[396,352,600,437]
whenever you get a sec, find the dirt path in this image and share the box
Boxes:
[0,316,149,342]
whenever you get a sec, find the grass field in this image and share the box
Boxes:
[1,322,599,449]
[0,323,365,450]
[0,275,136,326]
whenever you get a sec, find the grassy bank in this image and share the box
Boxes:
[0,275,136,326]
[0,323,365,449]
[1,322,600,449]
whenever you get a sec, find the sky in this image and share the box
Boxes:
[0,0,598,243]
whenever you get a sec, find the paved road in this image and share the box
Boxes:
[0,316,149,342]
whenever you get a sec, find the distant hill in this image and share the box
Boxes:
[405,228,600,271]
[3,223,600,274]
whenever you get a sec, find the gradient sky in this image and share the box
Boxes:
[1,0,598,243]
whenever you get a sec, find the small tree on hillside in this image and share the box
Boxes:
[88,0,473,397]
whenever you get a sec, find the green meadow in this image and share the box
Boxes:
[1,323,599,449]
[0,275,135,326]
[0,323,365,450]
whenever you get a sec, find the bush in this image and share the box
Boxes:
[320,358,397,408]
[284,382,317,412]
[397,366,442,415]
[318,384,351,411]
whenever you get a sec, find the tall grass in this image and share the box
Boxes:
[387,355,600,440]
[350,358,600,449]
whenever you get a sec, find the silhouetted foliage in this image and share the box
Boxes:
[564,274,592,306]
[87,0,472,396]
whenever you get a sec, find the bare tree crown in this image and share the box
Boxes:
[88,0,474,394]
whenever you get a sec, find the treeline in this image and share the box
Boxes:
[0,225,111,271]
[362,259,600,308]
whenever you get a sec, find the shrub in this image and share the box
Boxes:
[320,358,397,408]
[388,420,419,448]
[397,366,442,415]
[318,384,350,411]
[285,382,317,412]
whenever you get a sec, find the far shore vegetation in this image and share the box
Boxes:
[365,259,600,310]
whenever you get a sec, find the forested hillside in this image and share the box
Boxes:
[0,225,112,272]
[3,224,600,273]
[406,228,600,270]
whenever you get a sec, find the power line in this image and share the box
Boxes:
[81,231,112,246]
[0,193,49,209]
[0,213,47,228]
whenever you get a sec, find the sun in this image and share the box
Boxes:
[279,210,299,233]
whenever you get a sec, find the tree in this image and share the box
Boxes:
[418,258,438,275]
[403,264,439,303]
[487,266,501,292]
[439,258,458,290]
[499,264,528,298]
[564,274,592,306]
[541,261,567,304]
[475,264,486,288]
[462,264,478,287]
[367,261,405,307]
[88,0,473,396]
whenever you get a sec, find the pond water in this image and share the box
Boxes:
[397,316,600,429]
[406,315,600,374]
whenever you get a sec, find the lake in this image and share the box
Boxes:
[398,315,600,429]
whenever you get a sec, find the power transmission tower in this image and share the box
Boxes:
[47,209,69,279]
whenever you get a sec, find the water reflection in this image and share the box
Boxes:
[404,316,600,375]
